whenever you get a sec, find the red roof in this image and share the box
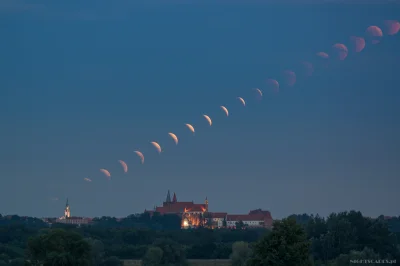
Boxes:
[249,209,272,220]
[155,202,206,214]
[211,212,227,219]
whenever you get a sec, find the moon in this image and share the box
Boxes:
[203,115,212,126]
[237,97,246,106]
[100,169,111,179]
[168,133,178,145]
[349,36,366,53]
[301,61,314,77]
[134,150,144,164]
[266,79,279,93]
[366,25,383,44]
[316,52,329,59]
[316,52,329,68]
[283,70,296,87]
[118,160,128,173]
[185,123,195,134]
[383,20,400,36]
[332,43,349,60]
[220,106,229,117]
[150,141,162,154]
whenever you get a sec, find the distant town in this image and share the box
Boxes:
[41,190,273,229]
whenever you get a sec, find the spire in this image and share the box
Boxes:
[64,198,71,218]
[166,190,171,203]
[172,192,177,203]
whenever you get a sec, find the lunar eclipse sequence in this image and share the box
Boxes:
[80,20,399,185]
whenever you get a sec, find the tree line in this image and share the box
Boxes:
[0,211,399,265]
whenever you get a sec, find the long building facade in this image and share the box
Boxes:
[145,190,273,229]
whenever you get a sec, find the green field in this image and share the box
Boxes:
[123,259,231,266]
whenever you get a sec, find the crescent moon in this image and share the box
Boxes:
[266,79,280,93]
[220,106,229,116]
[203,115,212,126]
[100,169,111,179]
[134,151,144,164]
[118,160,128,173]
[168,133,179,145]
[150,141,162,154]
[185,123,195,134]
[237,97,246,106]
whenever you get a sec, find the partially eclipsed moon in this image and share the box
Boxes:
[266,79,279,93]
[366,25,383,44]
[301,61,314,77]
[349,36,366,53]
[150,141,162,154]
[383,20,400,36]
[316,52,329,68]
[332,43,349,60]
[283,70,296,86]
[168,133,178,145]
[316,52,329,59]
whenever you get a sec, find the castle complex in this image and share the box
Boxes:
[145,190,273,229]
[45,192,273,229]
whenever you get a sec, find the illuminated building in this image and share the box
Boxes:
[55,198,92,225]
[64,198,71,218]
[145,190,209,228]
[145,191,274,229]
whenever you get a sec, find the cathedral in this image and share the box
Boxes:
[146,190,274,229]
[145,190,209,228]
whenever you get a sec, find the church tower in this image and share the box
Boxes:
[172,192,177,203]
[166,190,171,204]
[205,196,209,212]
[64,198,71,218]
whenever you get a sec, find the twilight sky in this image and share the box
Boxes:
[1,1,399,219]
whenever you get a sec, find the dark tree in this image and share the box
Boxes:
[248,218,312,266]
[27,229,91,266]
[151,238,189,266]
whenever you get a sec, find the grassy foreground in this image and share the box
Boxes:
[123,259,231,266]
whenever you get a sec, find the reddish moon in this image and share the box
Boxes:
[316,52,329,59]
[332,43,348,60]
[301,61,314,77]
[349,36,365,53]
[266,79,280,93]
[366,25,383,44]
[383,20,400,36]
[283,70,296,87]
[316,52,329,68]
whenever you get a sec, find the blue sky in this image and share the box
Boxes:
[1,1,399,218]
